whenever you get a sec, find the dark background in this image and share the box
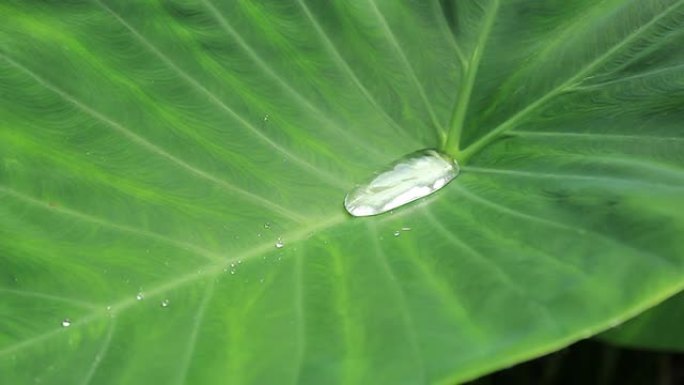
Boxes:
[466,339,684,385]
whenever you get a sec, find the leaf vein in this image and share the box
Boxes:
[94,0,347,190]
[0,55,306,222]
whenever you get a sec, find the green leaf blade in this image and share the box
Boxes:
[1,1,683,384]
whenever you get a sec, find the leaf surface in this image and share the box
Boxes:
[599,290,684,352]
[1,1,684,384]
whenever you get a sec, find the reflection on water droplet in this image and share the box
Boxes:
[61,318,71,327]
[393,231,400,237]
[275,237,284,248]
[344,149,459,217]
[136,292,144,301]
[161,299,170,308]
[401,227,412,231]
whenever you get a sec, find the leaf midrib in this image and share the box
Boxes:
[443,0,500,155]
[0,210,348,358]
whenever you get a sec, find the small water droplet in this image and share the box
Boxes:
[344,149,459,217]
[264,222,271,229]
[275,237,284,248]
[401,227,412,231]
[263,114,269,121]
[230,269,236,275]
[160,299,170,308]
[61,318,71,327]
[106,305,112,311]
[136,292,144,301]
[393,231,401,237]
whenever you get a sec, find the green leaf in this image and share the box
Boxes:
[1,1,683,384]
[599,290,684,352]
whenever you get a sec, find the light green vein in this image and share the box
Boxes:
[294,0,421,145]
[568,155,684,182]
[0,54,306,223]
[432,0,467,68]
[199,0,385,159]
[93,0,346,190]
[80,320,116,385]
[461,0,684,161]
[367,0,445,139]
[0,213,348,357]
[398,210,487,340]
[567,62,684,91]
[444,0,500,155]
[327,241,363,385]
[292,248,307,385]
[463,166,684,192]
[423,208,563,330]
[0,186,223,263]
[175,280,217,385]
[0,129,263,229]
[367,223,425,385]
[0,288,99,310]
[453,184,588,236]
[454,184,682,272]
[512,131,684,143]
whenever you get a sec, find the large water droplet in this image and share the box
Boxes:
[344,149,459,216]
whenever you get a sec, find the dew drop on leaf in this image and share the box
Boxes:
[275,237,284,249]
[393,231,401,237]
[344,149,459,217]
[61,318,71,327]
[136,292,144,301]
[160,299,170,308]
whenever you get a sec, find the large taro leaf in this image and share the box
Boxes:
[1,0,684,384]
